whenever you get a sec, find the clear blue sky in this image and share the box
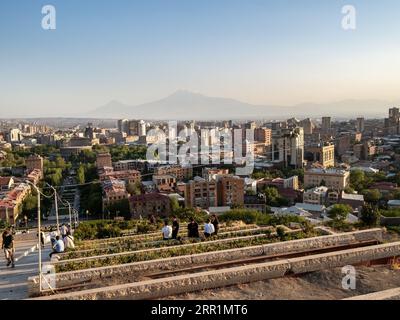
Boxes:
[0,0,400,116]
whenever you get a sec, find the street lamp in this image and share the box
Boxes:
[45,183,60,234]
[26,180,42,293]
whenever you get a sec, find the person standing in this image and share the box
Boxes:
[63,231,75,249]
[161,220,172,240]
[2,228,15,268]
[171,216,180,240]
[60,224,68,239]
[211,214,220,236]
[187,218,199,238]
[38,230,45,249]
[204,219,215,238]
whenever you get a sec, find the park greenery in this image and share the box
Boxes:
[56,228,319,273]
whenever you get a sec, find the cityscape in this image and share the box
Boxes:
[1,0,400,311]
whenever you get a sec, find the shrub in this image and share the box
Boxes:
[276,226,286,240]
[360,204,380,226]
[74,221,123,240]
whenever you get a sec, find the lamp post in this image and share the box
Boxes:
[46,183,60,234]
[26,181,42,293]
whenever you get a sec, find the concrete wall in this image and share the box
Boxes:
[29,228,383,296]
[344,287,400,300]
[32,240,400,300]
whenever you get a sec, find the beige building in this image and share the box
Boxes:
[304,168,350,191]
[305,144,335,168]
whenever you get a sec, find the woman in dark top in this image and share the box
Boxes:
[172,216,180,240]
[187,218,199,238]
[211,214,219,236]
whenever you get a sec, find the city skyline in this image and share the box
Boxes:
[1,0,400,117]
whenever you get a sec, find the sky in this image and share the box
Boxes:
[0,0,400,117]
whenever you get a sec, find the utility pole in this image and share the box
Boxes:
[26,181,42,293]
[68,202,72,228]
[46,183,60,234]
[54,189,60,234]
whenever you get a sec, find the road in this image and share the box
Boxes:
[0,234,51,300]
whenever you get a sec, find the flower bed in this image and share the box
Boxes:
[55,229,318,273]
[75,223,259,249]
[61,227,274,260]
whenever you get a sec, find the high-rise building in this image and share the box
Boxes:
[300,118,314,135]
[8,129,22,143]
[84,123,95,139]
[335,134,351,157]
[138,120,147,136]
[356,117,365,133]
[117,119,129,134]
[254,128,272,146]
[321,117,331,133]
[272,127,304,168]
[385,108,400,135]
[128,120,140,136]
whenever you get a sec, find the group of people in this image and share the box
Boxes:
[49,223,75,258]
[161,214,220,240]
[1,228,15,268]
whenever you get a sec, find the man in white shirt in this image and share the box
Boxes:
[204,219,215,238]
[49,236,65,258]
[162,220,172,240]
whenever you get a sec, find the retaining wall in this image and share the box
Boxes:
[32,240,400,300]
[343,287,400,300]
[28,228,383,296]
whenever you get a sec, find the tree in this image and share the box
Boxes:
[360,204,380,226]
[350,169,366,191]
[76,165,85,185]
[362,189,381,204]
[22,195,38,219]
[170,197,180,211]
[263,187,279,205]
[105,199,131,220]
[328,204,352,222]
[126,181,141,196]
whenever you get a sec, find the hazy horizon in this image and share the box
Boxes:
[1,0,400,117]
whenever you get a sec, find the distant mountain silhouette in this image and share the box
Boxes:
[89,90,392,120]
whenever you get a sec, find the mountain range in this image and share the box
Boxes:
[88,90,393,120]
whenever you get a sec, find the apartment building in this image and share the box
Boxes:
[304,168,350,191]
[184,176,218,209]
[303,186,328,205]
[129,193,172,218]
[96,153,113,170]
[154,165,193,181]
[305,143,335,168]
[216,175,244,207]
